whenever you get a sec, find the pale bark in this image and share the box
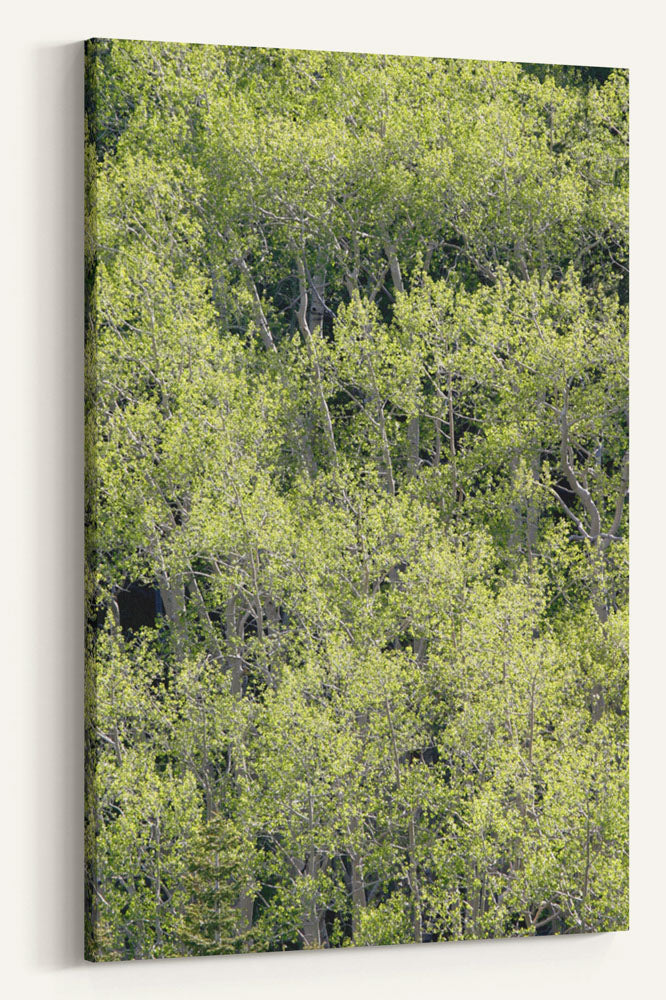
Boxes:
[306,266,326,335]
[607,450,630,543]
[384,237,419,474]
[346,809,367,937]
[156,569,187,661]
[447,371,458,503]
[433,414,442,467]
[237,257,277,353]
[376,401,396,495]
[296,258,338,467]
[551,389,629,621]
[408,812,423,942]
[234,245,317,477]
[350,849,366,938]
[384,692,422,942]
[237,891,254,939]
[559,392,601,540]
[302,788,327,947]
[225,594,245,696]
[407,416,420,477]
[526,451,541,568]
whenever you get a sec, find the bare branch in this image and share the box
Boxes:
[609,450,629,538]
[237,257,277,353]
[383,237,405,295]
[559,390,601,539]
[544,483,591,540]
[296,258,338,465]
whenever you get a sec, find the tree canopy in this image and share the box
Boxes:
[85,39,628,960]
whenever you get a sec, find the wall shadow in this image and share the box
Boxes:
[25,40,85,970]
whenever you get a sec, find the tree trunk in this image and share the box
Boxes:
[348,813,367,938]
[407,415,420,475]
[156,570,186,661]
[225,594,244,695]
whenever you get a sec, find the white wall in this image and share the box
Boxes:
[2,2,664,996]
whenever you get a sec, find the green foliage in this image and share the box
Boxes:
[85,39,629,960]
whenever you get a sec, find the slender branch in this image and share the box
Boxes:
[538,480,591,539]
[559,389,601,539]
[296,258,338,465]
[383,238,405,295]
[237,257,277,353]
[609,450,629,538]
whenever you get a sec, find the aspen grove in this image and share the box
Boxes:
[85,41,629,960]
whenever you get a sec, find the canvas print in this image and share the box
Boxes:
[84,39,629,961]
